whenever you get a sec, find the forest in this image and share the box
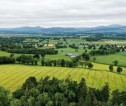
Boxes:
[0,76,126,106]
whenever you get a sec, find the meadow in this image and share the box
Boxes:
[91,39,126,45]
[91,52,126,67]
[0,63,126,93]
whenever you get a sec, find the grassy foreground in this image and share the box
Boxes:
[0,64,126,92]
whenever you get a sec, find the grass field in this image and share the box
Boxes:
[0,48,85,61]
[91,52,126,67]
[1,48,126,67]
[0,63,126,93]
[45,48,85,60]
[92,39,126,45]
[23,39,39,43]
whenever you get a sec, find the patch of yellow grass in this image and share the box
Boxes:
[0,64,126,92]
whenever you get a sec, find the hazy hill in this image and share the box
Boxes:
[0,24,126,34]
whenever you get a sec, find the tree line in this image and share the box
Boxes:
[0,56,15,64]
[0,53,123,74]
[41,59,77,68]
[1,48,58,55]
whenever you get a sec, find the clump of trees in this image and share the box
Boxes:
[82,53,90,61]
[16,55,38,65]
[0,86,10,106]
[41,59,78,68]
[109,65,123,74]
[69,43,79,49]
[55,43,67,49]
[111,89,126,106]
[11,77,110,106]
[85,37,101,42]
[0,76,125,106]
[0,56,15,64]
[15,54,81,68]
[90,45,121,56]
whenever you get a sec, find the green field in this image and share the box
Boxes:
[0,63,126,92]
[91,52,126,67]
[0,51,23,57]
[91,39,126,45]
[0,48,85,62]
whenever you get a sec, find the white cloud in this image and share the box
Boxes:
[0,0,126,27]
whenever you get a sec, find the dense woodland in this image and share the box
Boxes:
[0,76,126,106]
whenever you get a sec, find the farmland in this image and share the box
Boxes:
[0,63,126,92]
[0,38,126,67]
[91,52,126,67]
[0,0,126,104]
[0,35,126,105]
[91,39,126,45]
[0,36,126,92]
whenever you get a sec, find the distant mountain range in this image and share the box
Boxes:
[0,24,126,34]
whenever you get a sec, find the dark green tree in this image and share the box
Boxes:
[33,53,40,59]
[13,89,24,99]
[109,65,113,72]
[78,96,85,106]
[113,60,118,66]
[0,87,10,106]
[41,52,45,59]
[22,77,37,90]
[101,83,109,102]
[117,67,123,73]
[84,92,91,106]
[82,53,90,61]
[10,53,14,57]
[60,59,65,67]
[111,90,121,106]
[41,59,45,66]
[87,63,93,69]
[78,78,87,101]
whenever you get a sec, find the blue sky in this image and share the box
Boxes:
[0,0,126,27]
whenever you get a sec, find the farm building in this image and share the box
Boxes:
[65,53,79,58]
[44,44,48,46]
[48,43,55,47]
[44,43,55,47]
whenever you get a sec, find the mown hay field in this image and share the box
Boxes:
[0,64,126,92]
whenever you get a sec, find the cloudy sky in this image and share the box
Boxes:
[0,0,126,27]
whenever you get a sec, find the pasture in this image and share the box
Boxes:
[0,63,126,92]
[91,39,126,45]
[92,52,126,67]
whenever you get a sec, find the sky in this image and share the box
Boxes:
[0,0,126,28]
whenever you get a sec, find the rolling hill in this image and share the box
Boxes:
[0,24,126,34]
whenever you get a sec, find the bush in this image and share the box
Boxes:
[87,63,93,69]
